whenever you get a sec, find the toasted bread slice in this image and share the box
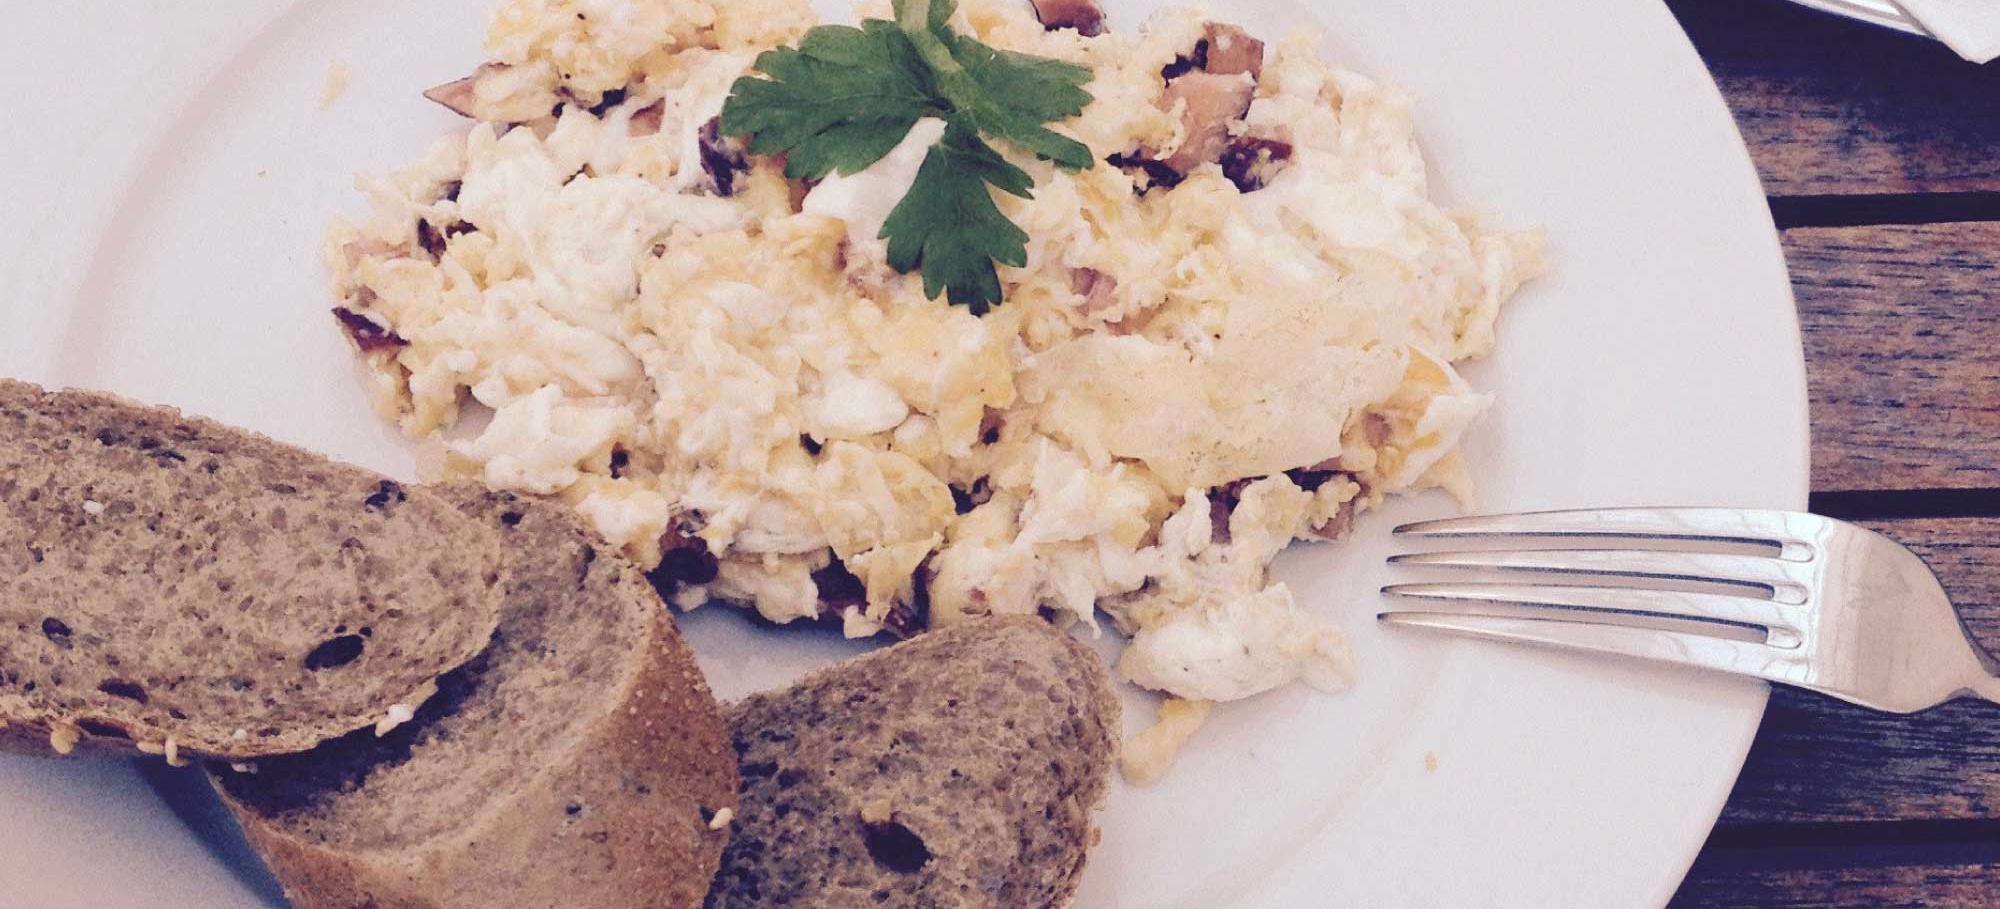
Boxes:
[708,618,1119,909]
[212,491,738,909]
[0,379,507,760]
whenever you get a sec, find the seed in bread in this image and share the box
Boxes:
[212,490,738,909]
[0,379,509,760]
[707,618,1119,909]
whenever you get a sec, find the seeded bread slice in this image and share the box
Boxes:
[707,618,1119,909]
[0,379,507,760]
[212,490,738,909]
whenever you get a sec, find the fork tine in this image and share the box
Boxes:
[1378,611,1809,684]
[1393,507,1820,548]
[1381,582,1801,633]
[1387,549,1814,601]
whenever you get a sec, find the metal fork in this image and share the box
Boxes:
[1378,508,2000,713]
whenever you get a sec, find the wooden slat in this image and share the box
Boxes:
[1667,0,2000,196]
[1660,5,2000,904]
[1672,862,2000,909]
[1718,517,2000,824]
[1788,223,2000,492]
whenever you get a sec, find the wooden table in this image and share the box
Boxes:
[1661,2,2000,906]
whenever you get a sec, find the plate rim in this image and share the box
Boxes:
[0,0,1811,905]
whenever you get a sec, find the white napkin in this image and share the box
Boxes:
[1898,0,2000,63]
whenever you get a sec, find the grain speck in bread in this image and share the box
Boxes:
[708,618,1119,909]
[212,490,738,909]
[0,379,508,759]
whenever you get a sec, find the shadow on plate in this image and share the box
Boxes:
[138,760,289,908]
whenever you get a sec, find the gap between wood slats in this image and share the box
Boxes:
[1772,193,2000,229]
[1701,819,2000,871]
[1811,489,2000,520]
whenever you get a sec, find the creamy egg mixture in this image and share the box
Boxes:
[326,0,1545,775]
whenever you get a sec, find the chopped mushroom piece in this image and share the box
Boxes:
[331,307,408,354]
[420,65,493,118]
[1028,0,1106,36]
[1200,22,1265,79]
[1218,133,1294,193]
[1070,267,1119,316]
[645,517,719,598]
[1308,500,1356,541]
[1160,40,1208,81]
[1159,71,1257,175]
[415,219,451,259]
[420,62,557,123]
[628,100,665,138]
[879,561,933,639]
[1114,22,1270,186]
[585,87,628,117]
[696,117,751,197]
[1105,151,1184,192]
[810,555,867,614]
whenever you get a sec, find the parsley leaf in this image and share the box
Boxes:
[881,123,1034,314]
[718,0,1096,311]
[895,0,1093,170]
[719,22,934,181]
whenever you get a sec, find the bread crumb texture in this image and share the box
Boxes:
[0,378,509,759]
[709,618,1119,909]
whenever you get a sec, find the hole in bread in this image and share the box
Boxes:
[362,480,407,512]
[76,719,130,740]
[41,617,73,645]
[304,634,366,670]
[862,819,932,874]
[97,679,148,703]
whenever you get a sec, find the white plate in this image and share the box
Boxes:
[0,1,1807,906]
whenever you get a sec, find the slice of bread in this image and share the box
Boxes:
[211,490,739,909]
[0,379,507,760]
[707,618,1120,909]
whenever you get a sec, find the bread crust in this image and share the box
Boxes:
[215,499,738,909]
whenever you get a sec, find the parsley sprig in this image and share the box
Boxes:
[718,0,1094,313]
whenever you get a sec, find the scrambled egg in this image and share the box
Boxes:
[327,0,1545,731]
